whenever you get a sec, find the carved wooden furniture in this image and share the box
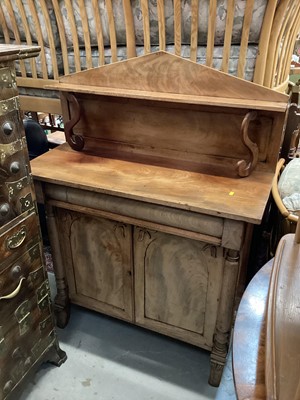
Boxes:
[233,222,300,400]
[232,258,272,399]
[0,0,300,114]
[0,44,66,400]
[265,222,300,400]
[31,52,288,387]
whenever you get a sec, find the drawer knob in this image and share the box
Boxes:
[10,161,20,174]
[0,277,25,300]
[2,122,13,135]
[10,265,22,280]
[0,203,10,216]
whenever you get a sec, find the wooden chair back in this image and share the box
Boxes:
[0,0,300,113]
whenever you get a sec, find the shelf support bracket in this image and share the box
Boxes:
[236,111,259,177]
[63,92,85,151]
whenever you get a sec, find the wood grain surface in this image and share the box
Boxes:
[70,96,273,161]
[0,43,40,61]
[234,231,300,400]
[55,209,133,322]
[31,143,275,224]
[265,233,300,400]
[134,228,224,349]
[51,52,288,112]
[233,258,273,400]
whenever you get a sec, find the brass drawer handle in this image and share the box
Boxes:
[6,225,27,249]
[0,277,25,300]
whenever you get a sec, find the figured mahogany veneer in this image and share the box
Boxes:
[48,52,288,179]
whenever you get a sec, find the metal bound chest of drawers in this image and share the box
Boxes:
[0,45,66,400]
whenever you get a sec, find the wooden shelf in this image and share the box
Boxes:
[51,83,287,112]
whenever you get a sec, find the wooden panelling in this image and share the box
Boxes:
[134,228,224,348]
[56,209,133,321]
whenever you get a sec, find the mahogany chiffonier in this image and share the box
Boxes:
[0,45,66,400]
[31,52,288,386]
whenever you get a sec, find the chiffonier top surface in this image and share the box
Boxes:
[31,143,275,224]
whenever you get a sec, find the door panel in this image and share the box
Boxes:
[56,208,133,321]
[134,227,224,348]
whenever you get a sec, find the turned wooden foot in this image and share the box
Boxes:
[209,359,225,387]
[54,299,70,329]
[46,204,70,328]
[53,272,70,328]
[208,249,240,386]
[209,328,228,387]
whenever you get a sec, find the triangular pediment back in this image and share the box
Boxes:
[59,51,288,104]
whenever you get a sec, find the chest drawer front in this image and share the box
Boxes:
[0,261,54,398]
[0,66,18,101]
[0,109,35,227]
[0,212,40,264]
[0,265,48,345]
[0,243,42,299]
[0,109,23,146]
[0,184,36,229]
[0,316,56,399]
[0,110,28,179]
[0,105,35,228]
